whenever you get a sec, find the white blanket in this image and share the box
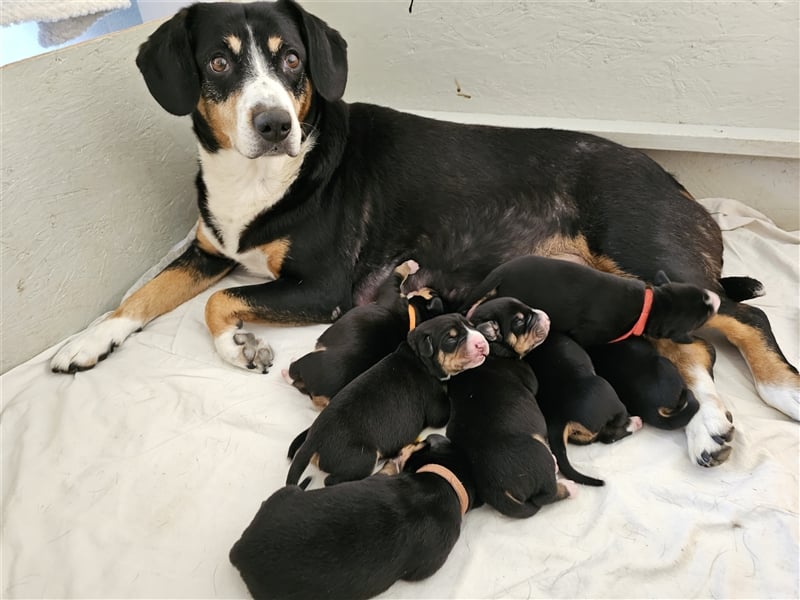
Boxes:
[2,197,798,599]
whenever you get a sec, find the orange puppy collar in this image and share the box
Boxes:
[609,287,654,343]
[407,304,417,331]
[416,463,469,517]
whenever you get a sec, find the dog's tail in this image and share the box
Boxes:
[719,276,764,302]
[287,428,309,459]
[286,435,315,486]
[549,423,605,487]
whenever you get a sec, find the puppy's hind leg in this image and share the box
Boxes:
[654,337,734,467]
[705,299,799,420]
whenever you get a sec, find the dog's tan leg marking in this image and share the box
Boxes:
[311,395,330,410]
[268,35,283,54]
[704,314,800,419]
[654,338,734,466]
[565,421,597,445]
[257,237,291,279]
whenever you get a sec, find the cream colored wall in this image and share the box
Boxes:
[2,1,798,372]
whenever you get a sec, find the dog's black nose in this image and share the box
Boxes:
[253,109,292,143]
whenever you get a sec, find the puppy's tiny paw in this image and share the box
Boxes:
[215,327,275,373]
[560,478,579,498]
[627,416,644,433]
[50,316,141,373]
[686,402,735,467]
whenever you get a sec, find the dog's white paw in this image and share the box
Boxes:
[214,327,274,373]
[685,401,734,467]
[559,478,579,498]
[50,316,141,373]
[627,415,644,433]
[755,381,800,421]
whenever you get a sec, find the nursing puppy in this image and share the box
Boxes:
[468,296,550,358]
[448,354,577,518]
[587,337,701,430]
[462,256,720,346]
[231,434,477,600]
[284,259,443,409]
[527,332,643,486]
[286,314,489,486]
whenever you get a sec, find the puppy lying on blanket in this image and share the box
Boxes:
[287,314,488,486]
[231,434,476,600]
[528,332,643,486]
[462,256,720,346]
[284,259,443,409]
[448,354,577,518]
[448,300,577,517]
[587,337,700,430]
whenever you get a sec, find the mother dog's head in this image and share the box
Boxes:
[136,1,348,158]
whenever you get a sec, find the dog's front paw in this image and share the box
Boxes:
[686,402,735,467]
[51,316,141,373]
[214,327,274,373]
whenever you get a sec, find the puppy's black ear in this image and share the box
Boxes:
[427,297,444,315]
[136,8,200,116]
[281,0,348,101]
[408,331,435,359]
[653,270,671,286]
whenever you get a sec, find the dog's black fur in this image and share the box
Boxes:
[286,313,488,486]
[51,0,799,466]
[587,337,700,430]
[447,355,576,518]
[527,332,641,486]
[462,257,719,346]
[231,434,477,600]
[285,260,443,408]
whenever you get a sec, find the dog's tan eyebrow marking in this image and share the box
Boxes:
[225,35,243,55]
[268,35,283,54]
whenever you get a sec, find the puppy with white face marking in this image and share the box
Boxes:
[286,314,489,487]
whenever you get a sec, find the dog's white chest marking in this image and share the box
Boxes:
[198,143,310,277]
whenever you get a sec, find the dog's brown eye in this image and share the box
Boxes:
[284,52,300,70]
[210,56,229,73]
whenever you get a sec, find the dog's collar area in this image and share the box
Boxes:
[416,463,469,517]
[609,287,654,343]
[408,304,417,332]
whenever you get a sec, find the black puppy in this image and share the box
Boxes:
[231,434,477,600]
[527,332,643,486]
[448,354,577,518]
[587,337,700,429]
[286,314,489,486]
[468,296,550,358]
[284,260,443,409]
[462,256,720,346]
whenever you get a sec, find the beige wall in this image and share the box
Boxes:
[2,2,798,372]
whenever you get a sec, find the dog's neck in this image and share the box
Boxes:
[416,463,470,516]
[609,287,653,343]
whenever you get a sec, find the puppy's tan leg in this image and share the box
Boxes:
[51,234,235,373]
[653,337,734,467]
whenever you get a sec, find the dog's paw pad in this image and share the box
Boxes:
[686,402,735,467]
[215,328,275,373]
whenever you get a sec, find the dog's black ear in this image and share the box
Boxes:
[408,331,435,359]
[653,270,671,286]
[136,8,200,116]
[427,296,444,315]
[281,0,348,101]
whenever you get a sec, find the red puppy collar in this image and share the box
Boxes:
[609,287,654,343]
[416,464,469,517]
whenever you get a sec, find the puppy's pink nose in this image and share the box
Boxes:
[467,330,489,356]
[704,290,721,314]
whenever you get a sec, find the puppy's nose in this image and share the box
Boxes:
[471,332,489,356]
[253,109,292,143]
